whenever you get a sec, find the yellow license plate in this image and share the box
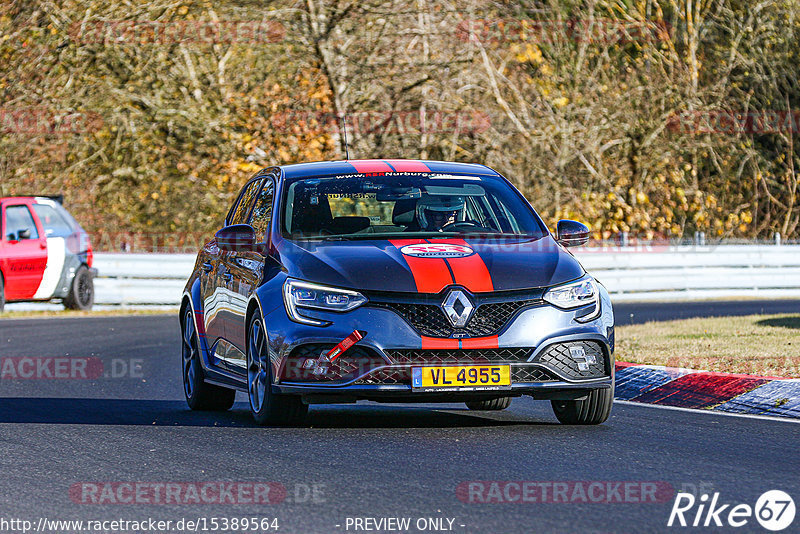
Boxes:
[411,365,511,391]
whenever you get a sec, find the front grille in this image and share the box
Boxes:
[534,341,607,379]
[468,300,542,336]
[385,348,532,365]
[281,344,385,383]
[370,299,540,338]
[376,302,452,337]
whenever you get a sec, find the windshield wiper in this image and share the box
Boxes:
[313,234,385,241]
[403,231,540,239]
[461,232,540,238]
[300,232,541,241]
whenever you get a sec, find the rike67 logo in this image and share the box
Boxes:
[668,490,795,531]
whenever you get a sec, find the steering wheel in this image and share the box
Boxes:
[441,220,483,232]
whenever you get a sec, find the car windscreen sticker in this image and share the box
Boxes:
[399,243,475,258]
[428,173,482,181]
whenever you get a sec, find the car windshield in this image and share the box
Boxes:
[281,172,547,240]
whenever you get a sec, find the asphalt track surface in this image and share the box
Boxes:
[1,301,799,534]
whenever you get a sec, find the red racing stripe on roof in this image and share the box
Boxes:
[349,160,394,173]
[384,160,430,172]
[390,239,454,294]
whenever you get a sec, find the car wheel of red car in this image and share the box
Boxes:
[63,266,94,311]
[247,316,308,426]
[181,309,236,411]
[465,396,512,411]
[0,273,5,313]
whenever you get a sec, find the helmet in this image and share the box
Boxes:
[416,195,465,230]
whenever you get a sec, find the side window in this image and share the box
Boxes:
[229,179,263,225]
[4,205,40,240]
[32,204,75,237]
[249,178,275,243]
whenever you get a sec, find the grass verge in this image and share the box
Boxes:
[616,314,800,377]
[0,309,178,319]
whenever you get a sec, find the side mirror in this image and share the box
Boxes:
[18,228,31,240]
[556,220,590,247]
[215,224,258,252]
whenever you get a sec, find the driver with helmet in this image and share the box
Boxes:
[415,195,466,231]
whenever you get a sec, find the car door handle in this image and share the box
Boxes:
[222,273,233,282]
[201,262,213,272]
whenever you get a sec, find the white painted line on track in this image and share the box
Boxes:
[615,400,800,424]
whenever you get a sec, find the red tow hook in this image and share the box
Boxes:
[302,330,367,376]
[326,330,365,361]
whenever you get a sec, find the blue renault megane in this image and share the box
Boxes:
[181,159,615,425]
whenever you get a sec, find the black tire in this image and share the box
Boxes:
[551,387,613,425]
[181,310,236,411]
[63,266,94,311]
[247,316,308,426]
[0,273,5,313]
[465,396,512,411]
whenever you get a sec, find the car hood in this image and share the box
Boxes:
[276,236,585,294]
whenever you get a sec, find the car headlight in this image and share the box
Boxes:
[283,279,368,325]
[543,276,600,321]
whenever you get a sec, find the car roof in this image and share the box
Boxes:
[279,159,501,179]
[0,196,62,204]
[0,197,36,203]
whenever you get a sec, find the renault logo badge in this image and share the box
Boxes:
[442,289,475,328]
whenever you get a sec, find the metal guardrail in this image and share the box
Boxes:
[91,245,800,305]
[577,245,800,301]
[93,254,195,305]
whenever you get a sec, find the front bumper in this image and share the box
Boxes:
[262,284,615,401]
[274,377,612,403]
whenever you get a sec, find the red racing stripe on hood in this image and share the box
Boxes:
[429,238,494,293]
[390,239,454,294]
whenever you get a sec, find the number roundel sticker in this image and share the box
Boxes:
[399,243,475,258]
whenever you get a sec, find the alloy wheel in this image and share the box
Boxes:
[247,318,269,413]
[182,310,199,399]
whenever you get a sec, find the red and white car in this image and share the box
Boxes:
[0,196,96,311]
